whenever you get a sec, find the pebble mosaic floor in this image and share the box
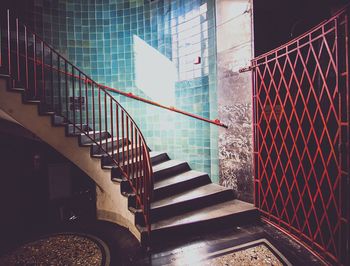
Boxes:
[204,244,283,266]
[0,234,105,266]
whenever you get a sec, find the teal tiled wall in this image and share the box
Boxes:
[32,0,218,182]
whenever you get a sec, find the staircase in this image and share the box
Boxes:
[0,10,258,246]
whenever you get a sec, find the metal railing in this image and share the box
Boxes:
[99,85,228,128]
[0,10,153,235]
[252,6,349,265]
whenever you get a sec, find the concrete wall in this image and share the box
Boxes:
[216,0,254,202]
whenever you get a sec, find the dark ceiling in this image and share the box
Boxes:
[253,0,350,56]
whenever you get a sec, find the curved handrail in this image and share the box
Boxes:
[99,84,228,128]
[0,10,153,234]
[2,47,228,128]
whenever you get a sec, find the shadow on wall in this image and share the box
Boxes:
[0,121,96,254]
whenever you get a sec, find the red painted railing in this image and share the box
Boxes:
[0,10,153,235]
[1,46,227,128]
[252,6,349,265]
[98,85,228,128]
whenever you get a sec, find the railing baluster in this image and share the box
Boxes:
[24,26,28,90]
[72,66,75,134]
[65,61,68,121]
[7,10,11,76]
[104,93,108,153]
[98,88,102,148]
[79,72,82,131]
[111,98,114,160]
[57,55,62,115]
[126,116,130,175]
[131,124,135,180]
[33,34,37,98]
[92,82,96,140]
[85,77,89,132]
[16,18,19,81]
[0,12,3,67]
[121,110,125,168]
[41,43,45,103]
[116,106,120,164]
[50,49,53,110]
[135,131,139,195]
[138,135,142,203]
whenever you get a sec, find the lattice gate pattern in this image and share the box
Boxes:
[252,7,349,265]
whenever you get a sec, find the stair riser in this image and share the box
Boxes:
[66,124,90,136]
[91,138,130,156]
[153,175,211,201]
[151,153,170,166]
[52,115,67,126]
[79,131,110,145]
[21,93,41,104]
[153,163,191,181]
[110,146,143,162]
[38,103,55,115]
[142,210,260,246]
[149,190,235,223]
[101,155,144,169]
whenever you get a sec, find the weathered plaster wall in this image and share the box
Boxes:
[216,0,254,202]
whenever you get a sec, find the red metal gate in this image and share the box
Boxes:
[252,6,349,265]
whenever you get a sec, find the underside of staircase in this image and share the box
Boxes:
[0,76,258,245]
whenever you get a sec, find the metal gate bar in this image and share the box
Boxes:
[252,6,349,265]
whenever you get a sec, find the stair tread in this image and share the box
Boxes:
[154,170,207,190]
[103,150,161,170]
[152,159,187,172]
[149,151,166,158]
[80,130,108,136]
[97,144,142,157]
[151,199,256,230]
[151,183,232,209]
[92,136,128,145]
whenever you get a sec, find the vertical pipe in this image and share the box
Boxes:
[7,10,11,76]
[16,18,20,81]
[24,26,28,90]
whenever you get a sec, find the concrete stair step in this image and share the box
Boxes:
[152,160,191,181]
[149,183,234,222]
[140,199,259,245]
[153,170,211,201]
